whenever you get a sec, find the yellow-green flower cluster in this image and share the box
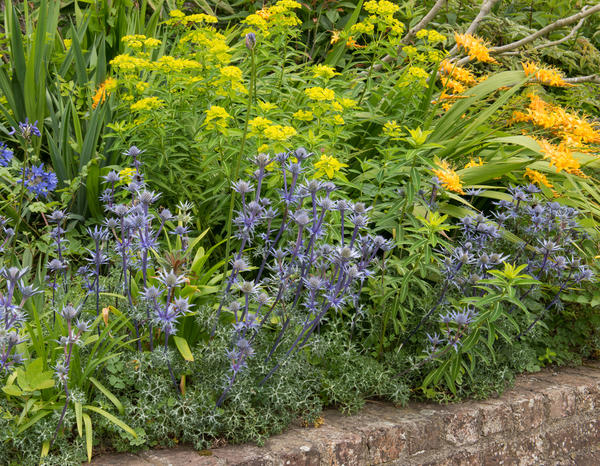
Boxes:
[205,106,231,133]
[312,64,339,80]
[180,30,231,64]
[363,0,404,36]
[264,124,297,141]
[166,10,218,25]
[350,22,375,35]
[408,66,429,80]
[249,117,297,141]
[213,66,246,95]
[416,29,446,44]
[110,54,151,72]
[242,0,302,37]
[130,96,164,112]
[314,154,348,179]
[110,54,204,73]
[154,56,203,72]
[258,101,277,112]
[293,110,314,121]
[298,87,356,127]
[122,34,162,49]
[364,0,399,16]
[383,120,402,138]
[305,87,335,101]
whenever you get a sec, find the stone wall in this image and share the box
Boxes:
[93,362,600,465]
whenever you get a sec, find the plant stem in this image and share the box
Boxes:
[11,143,30,258]
[223,48,255,282]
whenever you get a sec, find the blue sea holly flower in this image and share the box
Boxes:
[245,32,256,50]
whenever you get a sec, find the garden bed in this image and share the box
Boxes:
[91,361,600,465]
[3,1,600,464]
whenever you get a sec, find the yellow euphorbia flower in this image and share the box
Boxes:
[249,117,273,131]
[312,64,339,80]
[293,110,314,121]
[383,120,402,138]
[305,87,335,101]
[263,125,297,141]
[118,167,136,184]
[130,96,164,112]
[314,154,348,179]
[204,105,231,132]
[258,101,277,112]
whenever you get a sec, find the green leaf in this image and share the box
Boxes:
[2,384,23,396]
[173,335,194,362]
[83,412,93,462]
[89,377,124,414]
[17,358,55,392]
[17,410,52,434]
[75,401,83,437]
[84,405,137,438]
[40,440,50,458]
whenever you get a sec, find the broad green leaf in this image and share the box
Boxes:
[89,377,124,414]
[75,401,83,437]
[84,405,137,438]
[173,335,194,362]
[2,384,23,396]
[83,413,93,462]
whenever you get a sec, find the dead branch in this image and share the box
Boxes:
[532,7,588,50]
[563,74,600,84]
[491,4,600,54]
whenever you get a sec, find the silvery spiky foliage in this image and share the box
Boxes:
[215,148,392,405]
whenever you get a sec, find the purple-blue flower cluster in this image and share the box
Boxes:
[21,163,58,198]
[214,148,391,405]
[0,143,13,167]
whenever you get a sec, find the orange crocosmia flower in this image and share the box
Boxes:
[345,36,365,48]
[92,77,117,109]
[432,160,465,194]
[524,168,558,196]
[536,138,586,176]
[513,94,600,146]
[454,33,497,64]
[522,61,568,87]
[439,59,476,86]
[440,76,466,94]
[521,61,538,76]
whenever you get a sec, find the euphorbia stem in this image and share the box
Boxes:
[223,47,255,281]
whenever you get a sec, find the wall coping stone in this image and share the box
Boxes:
[91,361,600,465]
